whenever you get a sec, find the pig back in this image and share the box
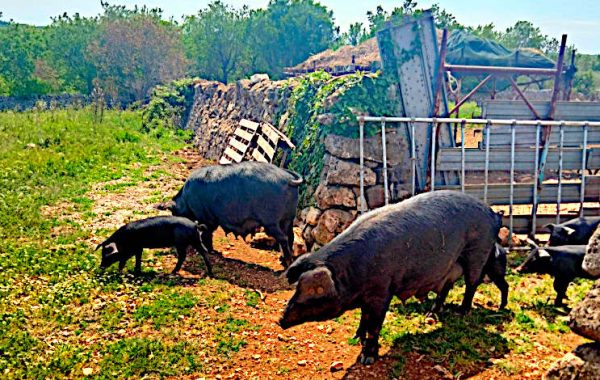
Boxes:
[177,162,300,230]
[317,190,498,298]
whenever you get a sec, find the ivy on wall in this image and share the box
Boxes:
[284,70,399,207]
[142,78,198,131]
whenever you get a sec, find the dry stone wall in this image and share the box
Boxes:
[185,78,295,161]
[297,132,412,251]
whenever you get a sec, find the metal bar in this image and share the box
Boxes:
[509,121,516,245]
[359,118,366,213]
[431,118,437,191]
[548,34,568,121]
[484,121,491,204]
[445,63,558,76]
[359,116,600,127]
[411,119,416,196]
[447,75,492,116]
[432,29,448,117]
[381,118,389,205]
[580,124,589,216]
[508,77,542,119]
[557,122,564,223]
[531,122,541,238]
[461,119,466,192]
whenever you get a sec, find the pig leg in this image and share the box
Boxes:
[488,272,509,309]
[553,277,571,307]
[172,245,188,274]
[353,312,368,345]
[458,246,489,313]
[202,227,215,253]
[192,243,213,277]
[430,281,455,314]
[358,295,392,365]
[133,248,143,275]
[265,224,292,268]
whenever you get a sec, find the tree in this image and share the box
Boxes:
[45,13,99,94]
[247,0,335,78]
[183,1,249,83]
[347,22,367,46]
[87,5,187,104]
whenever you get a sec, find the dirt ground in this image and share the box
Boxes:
[50,147,590,380]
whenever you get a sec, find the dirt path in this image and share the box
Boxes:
[49,147,587,379]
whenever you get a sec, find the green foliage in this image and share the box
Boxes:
[133,291,198,328]
[574,70,596,96]
[285,71,397,207]
[142,78,197,131]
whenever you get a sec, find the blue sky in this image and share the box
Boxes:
[1,0,599,53]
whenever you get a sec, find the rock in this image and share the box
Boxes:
[583,226,600,276]
[569,279,600,341]
[324,133,405,166]
[497,227,522,247]
[433,365,453,379]
[250,73,270,84]
[82,367,93,376]
[546,343,600,379]
[297,360,307,366]
[366,185,386,209]
[302,225,315,249]
[330,361,344,372]
[249,232,278,249]
[315,184,356,209]
[311,209,355,245]
[305,207,321,226]
[326,157,376,187]
[292,227,307,258]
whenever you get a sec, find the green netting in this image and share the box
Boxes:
[446,30,555,69]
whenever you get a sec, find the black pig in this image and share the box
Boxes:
[517,241,597,306]
[279,190,499,364]
[160,161,302,267]
[96,216,212,276]
[545,216,600,246]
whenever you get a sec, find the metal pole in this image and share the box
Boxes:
[461,119,466,192]
[531,122,541,238]
[381,118,389,205]
[509,121,516,244]
[484,121,491,204]
[557,122,564,224]
[411,119,416,196]
[431,118,437,191]
[580,123,589,216]
[359,118,366,213]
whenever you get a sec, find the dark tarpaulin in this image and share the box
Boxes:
[446,30,555,69]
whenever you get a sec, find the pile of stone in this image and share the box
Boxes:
[185,77,296,161]
[296,133,412,251]
[547,226,600,378]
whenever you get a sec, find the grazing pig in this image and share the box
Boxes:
[96,216,212,276]
[160,162,302,267]
[517,241,597,306]
[545,216,600,246]
[279,190,499,364]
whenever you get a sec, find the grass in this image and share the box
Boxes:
[0,107,595,379]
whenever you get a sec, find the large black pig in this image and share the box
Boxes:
[545,216,600,246]
[161,162,302,267]
[279,190,499,364]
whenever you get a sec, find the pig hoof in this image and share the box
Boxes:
[359,355,376,365]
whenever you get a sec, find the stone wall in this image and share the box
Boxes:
[296,132,412,251]
[0,94,89,111]
[184,78,295,161]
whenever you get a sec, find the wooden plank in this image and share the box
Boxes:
[239,119,259,131]
[219,156,232,165]
[482,100,600,121]
[256,136,275,159]
[251,149,269,163]
[222,147,244,163]
[439,178,600,205]
[483,126,600,147]
[438,147,599,171]
[261,124,280,144]
[234,127,254,142]
[508,211,599,234]
[229,137,249,153]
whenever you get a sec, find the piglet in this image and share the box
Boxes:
[96,216,212,276]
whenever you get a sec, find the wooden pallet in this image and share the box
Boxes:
[219,119,259,164]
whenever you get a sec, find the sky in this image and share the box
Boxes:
[1,0,599,53]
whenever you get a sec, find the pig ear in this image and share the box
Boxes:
[544,223,556,232]
[297,267,337,302]
[538,249,551,258]
[197,224,208,232]
[95,243,103,251]
[563,226,576,236]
